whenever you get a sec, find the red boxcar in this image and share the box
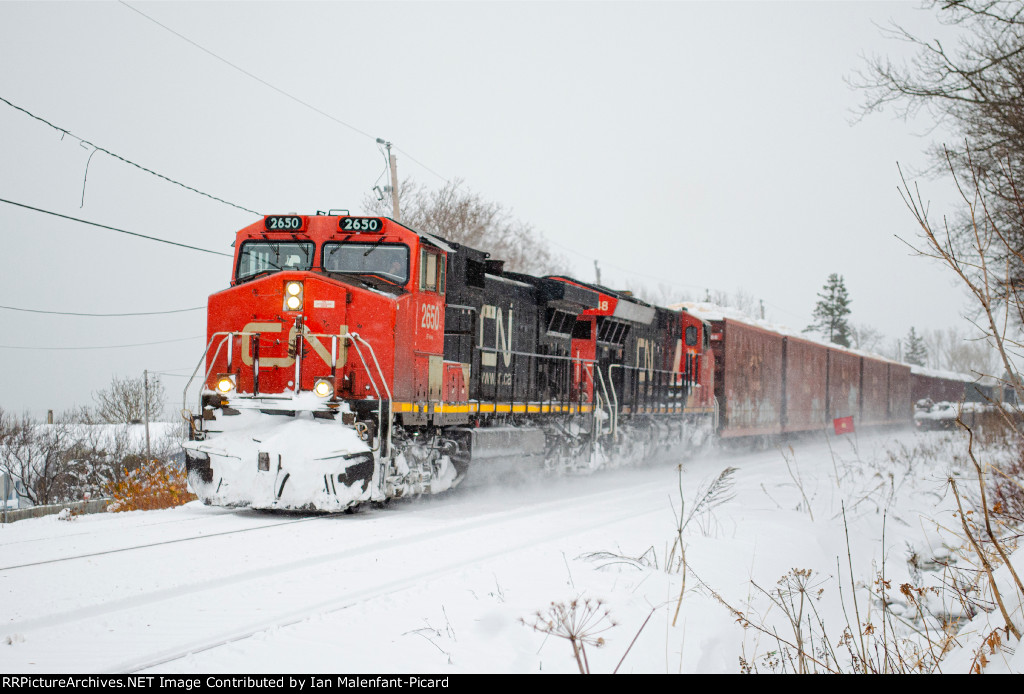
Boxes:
[911,369,969,403]
[888,363,912,420]
[781,336,828,433]
[709,319,784,437]
[706,315,912,437]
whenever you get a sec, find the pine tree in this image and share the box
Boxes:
[804,274,852,347]
[904,327,927,366]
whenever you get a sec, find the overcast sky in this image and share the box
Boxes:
[0,1,970,418]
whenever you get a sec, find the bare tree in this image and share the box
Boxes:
[855,1,1024,281]
[92,374,165,424]
[709,288,732,308]
[922,325,1001,374]
[631,282,688,308]
[0,407,14,448]
[362,178,566,276]
[664,288,766,320]
[871,6,1024,643]
[731,289,762,319]
[0,414,81,505]
[0,405,182,507]
[899,149,1024,406]
[849,323,889,355]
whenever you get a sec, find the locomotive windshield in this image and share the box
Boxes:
[323,243,409,283]
[236,241,315,281]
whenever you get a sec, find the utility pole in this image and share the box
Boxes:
[143,369,151,462]
[377,139,400,221]
[594,260,601,285]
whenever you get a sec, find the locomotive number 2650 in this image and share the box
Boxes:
[420,304,441,331]
[265,215,303,231]
[340,217,383,232]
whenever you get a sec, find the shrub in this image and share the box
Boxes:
[105,460,195,512]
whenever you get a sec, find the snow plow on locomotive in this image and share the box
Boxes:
[182,214,717,511]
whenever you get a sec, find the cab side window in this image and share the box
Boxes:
[685,325,698,347]
[420,249,445,294]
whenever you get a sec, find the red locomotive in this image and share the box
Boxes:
[183,213,716,510]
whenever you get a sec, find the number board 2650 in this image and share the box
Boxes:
[264,215,304,231]
[339,217,384,232]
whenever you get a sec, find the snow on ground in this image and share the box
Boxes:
[1,426,1022,673]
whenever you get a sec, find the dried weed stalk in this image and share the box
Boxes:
[667,465,736,627]
[780,446,814,521]
[694,509,958,674]
[521,598,617,674]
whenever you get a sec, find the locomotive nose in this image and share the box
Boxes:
[185,416,375,511]
[250,419,376,510]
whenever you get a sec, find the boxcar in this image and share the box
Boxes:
[707,316,911,437]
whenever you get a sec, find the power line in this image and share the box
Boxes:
[0,198,233,257]
[0,94,261,216]
[0,305,204,317]
[0,336,204,351]
[119,1,374,141]
[61,2,753,312]
[18,5,797,325]
[394,146,448,183]
[119,1,448,183]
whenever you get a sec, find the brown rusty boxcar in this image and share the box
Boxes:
[709,319,784,437]
[827,349,861,421]
[889,363,912,420]
[709,315,913,437]
[911,370,968,404]
[781,336,828,433]
[860,357,891,425]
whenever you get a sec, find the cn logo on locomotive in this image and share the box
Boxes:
[479,304,513,368]
[239,321,347,368]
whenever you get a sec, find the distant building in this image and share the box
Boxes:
[0,471,29,511]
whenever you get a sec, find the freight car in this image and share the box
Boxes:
[911,366,1010,430]
[910,366,1009,405]
[674,306,911,438]
[911,367,973,405]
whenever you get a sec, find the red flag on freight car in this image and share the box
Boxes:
[833,416,855,435]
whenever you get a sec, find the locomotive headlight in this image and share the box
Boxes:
[283,281,304,311]
[215,374,236,393]
[313,378,333,398]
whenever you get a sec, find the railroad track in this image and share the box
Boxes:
[0,508,238,549]
[0,513,332,572]
[0,473,675,673]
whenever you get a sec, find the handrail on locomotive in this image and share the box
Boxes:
[184,329,392,454]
